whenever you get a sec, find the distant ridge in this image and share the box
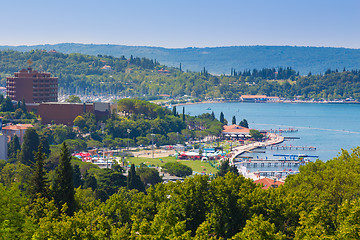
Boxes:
[0,43,359,74]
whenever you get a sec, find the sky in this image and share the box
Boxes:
[1,0,359,49]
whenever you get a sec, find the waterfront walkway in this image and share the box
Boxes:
[229,133,284,164]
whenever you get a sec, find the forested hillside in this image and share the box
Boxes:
[1,50,360,100]
[1,43,359,74]
[2,148,360,239]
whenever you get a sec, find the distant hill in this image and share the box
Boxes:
[0,43,359,74]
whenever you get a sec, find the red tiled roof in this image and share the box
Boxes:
[223,124,250,134]
[241,95,267,99]
[2,124,33,130]
[254,178,284,190]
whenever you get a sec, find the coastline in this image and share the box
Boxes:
[174,99,360,107]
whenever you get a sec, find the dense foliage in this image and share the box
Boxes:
[163,162,193,177]
[1,50,360,100]
[2,148,360,238]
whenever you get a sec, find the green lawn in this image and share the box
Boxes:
[125,156,218,174]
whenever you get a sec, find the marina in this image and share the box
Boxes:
[263,145,316,150]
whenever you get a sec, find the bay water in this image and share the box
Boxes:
[180,102,360,171]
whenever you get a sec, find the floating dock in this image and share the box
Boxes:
[263,145,316,150]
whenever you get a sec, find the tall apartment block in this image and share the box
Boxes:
[6,68,58,103]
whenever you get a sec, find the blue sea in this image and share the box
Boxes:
[180,102,360,170]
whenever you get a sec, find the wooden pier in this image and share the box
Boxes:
[263,145,316,150]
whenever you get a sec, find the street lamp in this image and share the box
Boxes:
[151,127,155,158]
[127,129,131,150]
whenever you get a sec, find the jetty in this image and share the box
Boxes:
[229,133,284,163]
[262,128,298,133]
[263,145,316,150]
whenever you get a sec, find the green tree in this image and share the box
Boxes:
[72,164,83,188]
[137,167,162,187]
[83,170,97,191]
[66,95,81,103]
[21,97,27,113]
[239,119,249,128]
[28,142,49,200]
[250,129,263,140]
[172,106,177,117]
[40,136,51,158]
[219,112,225,124]
[182,107,185,122]
[73,115,86,130]
[52,142,75,216]
[20,128,40,165]
[163,162,192,177]
[8,135,21,160]
[127,164,145,192]
[232,116,236,125]
[95,165,127,201]
[233,214,285,240]
[217,159,239,177]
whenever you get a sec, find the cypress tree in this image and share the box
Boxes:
[182,107,185,122]
[28,142,49,200]
[211,111,215,120]
[127,164,145,192]
[53,142,75,216]
[220,112,225,124]
[172,106,177,117]
[40,136,51,158]
[20,128,39,165]
[8,135,21,160]
[232,116,236,125]
[21,97,27,113]
[73,165,83,188]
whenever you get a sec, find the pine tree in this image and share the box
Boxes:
[28,142,49,200]
[53,142,75,216]
[240,119,249,128]
[83,170,97,191]
[20,128,39,165]
[217,160,239,177]
[127,164,145,192]
[232,116,236,125]
[220,112,225,124]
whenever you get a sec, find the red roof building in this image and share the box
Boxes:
[254,177,284,190]
[222,124,250,138]
[2,124,33,143]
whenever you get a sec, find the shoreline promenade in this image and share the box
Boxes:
[229,133,284,164]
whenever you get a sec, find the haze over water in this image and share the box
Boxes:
[182,102,360,162]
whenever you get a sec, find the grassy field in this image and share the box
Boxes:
[125,156,218,174]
